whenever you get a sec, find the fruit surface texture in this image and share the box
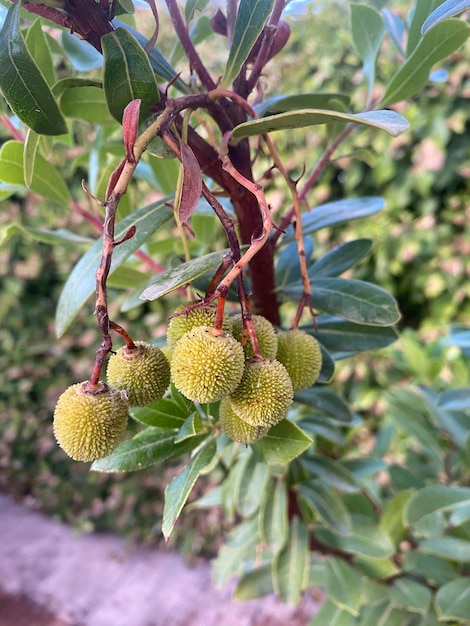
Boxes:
[167,302,232,348]
[231,314,278,359]
[276,329,322,391]
[107,341,170,406]
[219,397,268,444]
[171,326,245,403]
[53,381,129,462]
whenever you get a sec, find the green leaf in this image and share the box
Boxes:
[405,486,470,526]
[309,239,373,278]
[251,420,312,464]
[316,315,398,354]
[298,483,352,535]
[272,516,310,605]
[407,0,443,53]
[381,19,470,107]
[23,129,40,189]
[259,479,288,553]
[237,456,270,518]
[323,557,363,616]
[379,490,413,545]
[230,109,409,144]
[315,514,395,559]
[302,457,360,493]
[422,0,470,35]
[310,600,358,626]
[162,438,217,540]
[0,3,67,135]
[91,427,207,472]
[0,140,71,206]
[283,197,385,238]
[221,0,275,88]
[234,563,274,600]
[59,86,112,125]
[61,31,103,71]
[282,278,400,326]
[294,387,352,422]
[55,198,173,337]
[102,27,159,122]
[24,18,55,87]
[350,3,385,94]
[419,537,470,563]
[174,412,204,443]
[138,248,236,302]
[254,92,350,116]
[436,578,470,622]
[0,224,91,246]
[389,578,431,615]
[437,388,470,411]
[131,399,186,429]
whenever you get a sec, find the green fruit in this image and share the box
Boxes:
[219,398,268,444]
[229,358,293,428]
[53,381,129,462]
[106,341,170,407]
[167,302,232,349]
[171,326,245,403]
[276,329,322,391]
[231,314,278,359]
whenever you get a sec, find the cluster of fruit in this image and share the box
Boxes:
[53,303,322,462]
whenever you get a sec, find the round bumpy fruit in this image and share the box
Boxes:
[229,358,293,428]
[276,329,322,391]
[171,326,245,403]
[231,314,278,359]
[53,381,129,462]
[106,341,170,407]
[167,302,232,349]
[219,398,268,444]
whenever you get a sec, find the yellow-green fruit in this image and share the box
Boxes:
[53,381,129,462]
[219,398,268,444]
[106,341,170,407]
[276,329,322,392]
[229,358,293,428]
[231,314,278,359]
[171,326,245,403]
[167,302,232,349]
[160,345,173,365]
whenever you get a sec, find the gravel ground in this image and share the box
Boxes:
[0,494,321,626]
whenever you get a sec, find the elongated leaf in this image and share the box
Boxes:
[419,537,470,563]
[251,420,312,464]
[272,517,310,605]
[294,386,352,422]
[309,239,373,278]
[316,315,398,354]
[379,490,413,545]
[59,86,111,124]
[310,600,358,626]
[422,0,470,34]
[437,388,470,411]
[381,19,470,107]
[0,3,67,135]
[174,413,203,443]
[259,480,288,553]
[55,198,173,337]
[237,456,270,518]
[407,0,442,55]
[0,140,71,206]
[283,197,385,238]
[178,142,202,224]
[350,3,385,94]
[102,27,159,122]
[436,578,470,621]
[405,485,470,526]
[276,237,314,286]
[162,438,216,540]
[138,248,234,302]
[254,92,350,116]
[131,399,186,429]
[230,109,409,144]
[0,224,91,246]
[234,563,274,600]
[315,514,395,559]
[323,557,362,616]
[281,278,400,326]
[299,483,352,535]
[221,0,275,88]
[382,8,406,56]
[91,427,206,472]
[61,31,103,71]
[25,18,55,87]
[303,457,360,493]
[23,129,40,189]
[389,578,431,615]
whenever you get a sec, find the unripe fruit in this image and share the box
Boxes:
[106,341,170,407]
[171,326,245,403]
[229,358,293,428]
[53,381,129,462]
[167,302,232,349]
[276,329,322,392]
[231,314,278,359]
[219,398,268,444]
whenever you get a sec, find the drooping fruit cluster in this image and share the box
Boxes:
[106,341,170,407]
[53,381,129,462]
[276,329,322,392]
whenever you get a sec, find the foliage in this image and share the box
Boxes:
[1,0,470,622]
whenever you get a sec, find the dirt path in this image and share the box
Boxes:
[0,495,321,625]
